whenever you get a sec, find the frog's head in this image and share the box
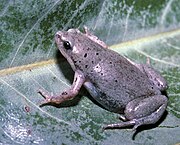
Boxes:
[55,28,104,71]
[55,29,78,54]
[55,28,87,70]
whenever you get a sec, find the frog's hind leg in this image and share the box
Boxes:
[103,95,168,131]
[126,57,168,91]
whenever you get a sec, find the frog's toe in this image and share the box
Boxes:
[39,99,51,107]
[132,120,143,131]
[38,89,55,107]
[146,57,151,65]
[118,114,127,121]
[38,89,53,99]
[103,120,135,130]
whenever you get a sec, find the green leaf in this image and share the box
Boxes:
[0,0,180,144]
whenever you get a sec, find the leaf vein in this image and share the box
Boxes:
[0,78,71,125]
[134,49,180,67]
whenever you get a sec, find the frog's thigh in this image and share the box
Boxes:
[124,95,168,129]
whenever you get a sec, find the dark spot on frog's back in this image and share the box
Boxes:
[85,65,88,68]
[62,91,68,95]
[87,47,91,51]
[130,69,135,73]
[84,53,87,58]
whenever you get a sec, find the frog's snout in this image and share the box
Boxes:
[55,31,63,44]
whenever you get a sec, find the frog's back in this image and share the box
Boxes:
[70,33,159,112]
[79,47,159,112]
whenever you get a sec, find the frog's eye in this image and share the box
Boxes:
[63,41,71,50]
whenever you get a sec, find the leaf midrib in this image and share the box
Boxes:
[0,28,180,76]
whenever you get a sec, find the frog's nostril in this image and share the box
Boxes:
[55,31,63,40]
[55,33,61,39]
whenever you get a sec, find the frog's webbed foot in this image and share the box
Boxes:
[38,89,52,106]
[103,116,142,132]
[103,120,135,130]
[38,89,75,107]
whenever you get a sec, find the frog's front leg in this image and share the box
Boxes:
[103,95,168,131]
[38,70,86,106]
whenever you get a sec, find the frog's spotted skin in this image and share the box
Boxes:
[38,27,168,134]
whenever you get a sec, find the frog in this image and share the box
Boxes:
[38,27,168,132]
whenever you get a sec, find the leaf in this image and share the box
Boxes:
[0,0,180,144]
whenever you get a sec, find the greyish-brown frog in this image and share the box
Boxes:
[38,27,168,132]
